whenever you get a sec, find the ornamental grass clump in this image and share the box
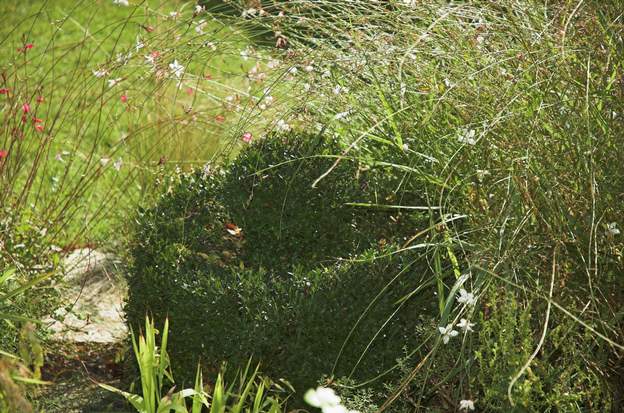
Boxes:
[158,0,624,410]
[243,0,623,410]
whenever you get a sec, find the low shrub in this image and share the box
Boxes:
[126,133,434,394]
[128,245,435,397]
[473,289,613,412]
[129,133,422,277]
[219,133,422,272]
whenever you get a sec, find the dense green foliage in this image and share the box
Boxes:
[219,135,424,271]
[126,133,434,394]
[1,0,622,411]
[130,1,624,411]
[257,1,624,410]
[473,290,611,411]
[0,213,61,351]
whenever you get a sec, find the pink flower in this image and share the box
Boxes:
[32,117,43,123]
[20,44,33,52]
[121,94,128,103]
[0,149,7,159]
[215,114,225,123]
[36,96,44,103]
[22,103,31,113]
[186,88,193,96]
[18,43,34,52]
[242,132,253,143]
[35,124,44,132]
[0,89,9,94]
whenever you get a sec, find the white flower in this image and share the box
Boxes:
[459,399,475,411]
[276,119,291,132]
[259,94,274,110]
[607,222,620,236]
[240,47,253,61]
[113,0,129,6]
[304,64,314,72]
[267,59,280,69]
[55,153,64,162]
[476,169,490,181]
[288,66,298,75]
[100,158,110,167]
[438,323,458,344]
[458,129,476,145]
[242,8,258,18]
[169,60,184,78]
[135,37,144,52]
[201,163,211,179]
[303,83,311,92]
[333,85,348,95]
[169,11,180,18]
[107,78,122,88]
[195,5,204,14]
[248,63,263,79]
[304,387,341,408]
[334,110,351,121]
[113,158,123,171]
[145,54,156,65]
[457,318,475,332]
[457,289,476,306]
[93,69,108,78]
[116,51,132,64]
[195,19,207,34]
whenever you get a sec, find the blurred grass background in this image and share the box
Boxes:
[0,0,282,242]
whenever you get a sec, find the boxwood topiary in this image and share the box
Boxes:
[127,245,434,394]
[217,133,424,272]
[125,132,432,393]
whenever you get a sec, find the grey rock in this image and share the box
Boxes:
[43,249,128,343]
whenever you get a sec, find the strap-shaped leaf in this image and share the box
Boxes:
[98,382,146,413]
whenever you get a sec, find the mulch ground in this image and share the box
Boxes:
[33,341,133,413]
